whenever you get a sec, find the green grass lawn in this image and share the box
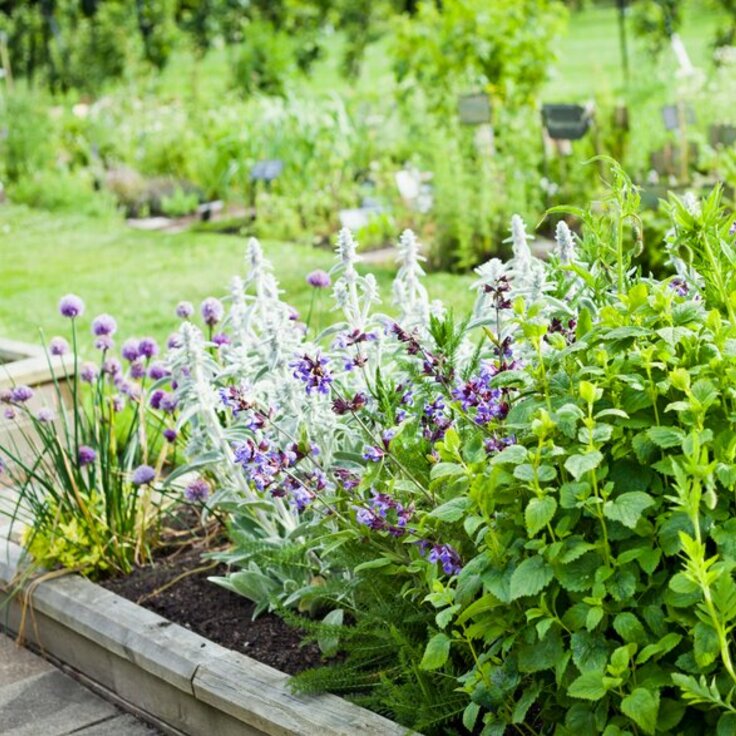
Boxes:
[0,205,474,346]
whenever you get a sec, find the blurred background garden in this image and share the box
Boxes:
[0,0,734,340]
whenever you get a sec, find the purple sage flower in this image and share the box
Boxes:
[307,270,331,289]
[201,297,224,326]
[669,277,689,298]
[10,385,34,403]
[59,294,85,319]
[78,445,97,467]
[132,464,156,486]
[91,314,117,337]
[290,353,333,396]
[424,543,463,575]
[362,445,385,463]
[49,337,70,356]
[184,478,211,503]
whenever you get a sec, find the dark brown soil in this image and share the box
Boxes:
[100,514,323,676]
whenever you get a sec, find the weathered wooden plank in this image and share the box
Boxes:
[193,650,413,736]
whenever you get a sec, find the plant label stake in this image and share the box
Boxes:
[249,159,284,218]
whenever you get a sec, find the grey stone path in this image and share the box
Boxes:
[0,633,162,736]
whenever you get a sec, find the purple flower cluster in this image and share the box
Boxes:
[332,392,367,415]
[363,429,395,463]
[80,362,99,384]
[59,294,85,319]
[483,274,512,310]
[334,467,361,490]
[452,363,509,425]
[546,318,577,345]
[36,407,55,423]
[355,491,413,536]
[307,270,331,289]
[290,353,333,396]
[132,464,156,486]
[421,397,453,442]
[78,445,97,466]
[669,277,690,298]
[184,477,211,503]
[176,301,194,319]
[92,314,117,337]
[484,433,517,455]
[201,297,224,326]
[9,385,34,404]
[419,541,463,575]
[233,437,296,492]
[426,543,463,575]
[49,337,70,356]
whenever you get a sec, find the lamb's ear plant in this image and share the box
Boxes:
[0,297,179,577]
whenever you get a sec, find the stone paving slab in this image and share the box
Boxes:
[0,634,161,736]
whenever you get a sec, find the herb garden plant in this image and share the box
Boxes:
[5,160,736,734]
[0,299,180,576]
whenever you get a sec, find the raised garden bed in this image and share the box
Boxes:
[0,535,412,736]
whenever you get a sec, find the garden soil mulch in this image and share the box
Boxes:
[100,514,323,676]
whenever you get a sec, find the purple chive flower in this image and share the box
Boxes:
[148,362,169,380]
[167,333,182,349]
[49,337,70,356]
[138,337,159,359]
[160,393,178,414]
[290,353,333,396]
[112,395,124,412]
[132,464,156,486]
[307,270,331,289]
[102,357,122,377]
[163,428,177,443]
[94,335,115,351]
[424,543,463,575]
[212,332,231,347]
[363,445,385,463]
[0,389,11,403]
[4,407,15,420]
[201,297,224,326]
[176,301,194,319]
[288,308,300,322]
[36,407,55,423]
[91,314,117,337]
[121,339,140,362]
[150,389,165,410]
[80,362,98,383]
[59,294,85,319]
[129,360,146,379]
[78,445,96,466]
[10,385,34,403]
[184,477,211,503]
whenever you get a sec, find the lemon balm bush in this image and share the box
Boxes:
[0,298,181,576]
